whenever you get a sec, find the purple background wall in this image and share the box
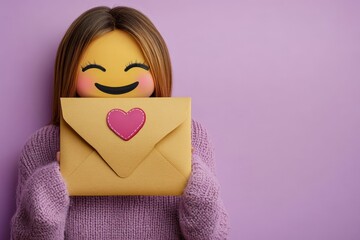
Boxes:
[1,0,359,239]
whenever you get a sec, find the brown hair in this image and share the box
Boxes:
[50,6,172,126]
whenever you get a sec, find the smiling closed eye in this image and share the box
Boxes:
[124,62,150,72]
[82,64,106,72]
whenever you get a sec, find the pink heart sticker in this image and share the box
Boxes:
[106,108,146,141]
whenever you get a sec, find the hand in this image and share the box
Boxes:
[56,151,60,163]
[183,154,220,201]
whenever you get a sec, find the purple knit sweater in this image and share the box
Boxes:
[10,119,229,239]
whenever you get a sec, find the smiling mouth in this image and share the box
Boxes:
[94,81,139,95]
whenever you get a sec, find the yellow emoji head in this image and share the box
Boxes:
[76,30,154,97]
[51,6,173,125]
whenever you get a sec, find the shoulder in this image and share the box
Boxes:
[22,124,59,149]
[19,124,60,173]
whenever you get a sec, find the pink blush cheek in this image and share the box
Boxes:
[136,74,155,96]
[76,76,95,96]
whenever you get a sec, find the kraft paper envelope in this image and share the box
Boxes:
[59,97,192,196]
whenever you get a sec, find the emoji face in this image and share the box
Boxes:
[76,30,154,97]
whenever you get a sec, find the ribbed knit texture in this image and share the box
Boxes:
[10,119,230,239]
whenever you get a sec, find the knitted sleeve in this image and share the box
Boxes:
[179,120,230,239]
[10,127,70,240]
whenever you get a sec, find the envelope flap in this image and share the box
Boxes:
[60,97,191,178]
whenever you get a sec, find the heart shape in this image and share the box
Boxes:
[106,108,146,141]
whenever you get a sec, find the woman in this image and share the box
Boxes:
[10,6,229,239]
